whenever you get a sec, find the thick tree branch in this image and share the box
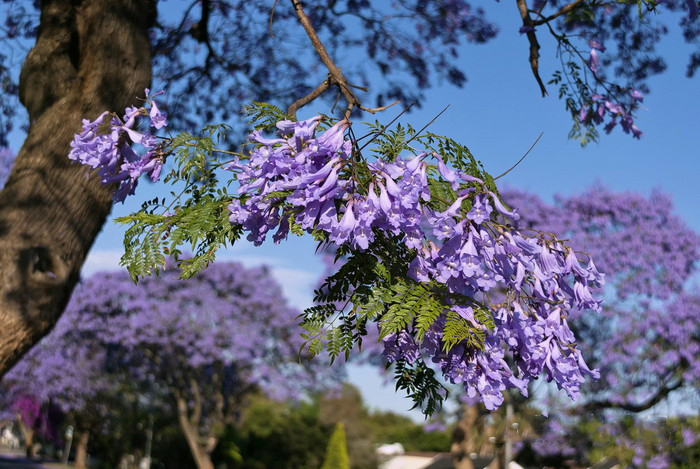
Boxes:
[583,380,684,413]
[290,0,399,118]
[0,0,155,377]
[174,390,215,469]
[192,0,211,43]
[516,0,548,97]
[533,0,587,26]
[291,0,355,110]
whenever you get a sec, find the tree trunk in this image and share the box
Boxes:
[0,0,155,377]
[175,395,215,469]
[74,431,89,469]
[451,403,481,469]
[16,414,34,459]
[24,429,34,459]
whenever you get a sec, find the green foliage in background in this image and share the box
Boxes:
[211,395,329,469]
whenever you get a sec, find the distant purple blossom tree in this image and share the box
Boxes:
[1,285,121,464]
[0,315,107,461]
[1,261,340,469]
[502,186,700,468]
[370,185,700,468]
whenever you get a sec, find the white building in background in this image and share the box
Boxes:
[377,444,531,469]
[0,425,19,449]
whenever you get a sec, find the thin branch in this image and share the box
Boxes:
[191,0,227,75]
[356,101,416,151]
[330,89,342,114]
[348,83,369,92]
[187,0,245,76]
[288,76,334,118]
[533,0,586,26]
[404,104,450,147]
[269,0,280,38]
[516,0,548,97]
[359,100,401,114]
[153,0,199,59]
[177,1,200,38]
[355,101,415,142]
[545,21,617,100]
[494,132,543,180]
[531,0,549,23]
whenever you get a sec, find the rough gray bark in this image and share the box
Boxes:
[0,0,155,377]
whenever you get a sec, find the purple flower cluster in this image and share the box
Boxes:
[578,90,644,139]
[68,90,168,202]
[228,116,604,410]
[227,116,355,245]
[505,186,700,300]
[573,38,646,139]
[384,231,604,409]
[228,118,496,252]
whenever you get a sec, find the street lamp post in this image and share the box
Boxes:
[62,425,73,467]
[504,402,513,469]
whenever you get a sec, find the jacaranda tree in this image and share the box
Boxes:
[0,0,698,424]
[509,186,700,468]
[442,186,699,468]
[1,261,339,469]
[0,301,111,463]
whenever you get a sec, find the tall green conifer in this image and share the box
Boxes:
[321,423,350,469]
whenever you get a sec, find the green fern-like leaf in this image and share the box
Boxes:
[243,102,289,131]
[414,285,444,343]
[442,309,486,352]
[380,281,438,339]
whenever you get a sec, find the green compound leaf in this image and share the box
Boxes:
[394,358,447,416]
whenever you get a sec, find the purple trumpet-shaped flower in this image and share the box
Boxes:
[488,191,519,220]
[466,194,493,224]
[316,119,350,154]
[377,182,393,213]
[329,201,357,245]
[434,152,459,186]
[149,101,167,129]
[588,39,605,75]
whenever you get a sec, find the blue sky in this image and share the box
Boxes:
[8,5,699,420]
